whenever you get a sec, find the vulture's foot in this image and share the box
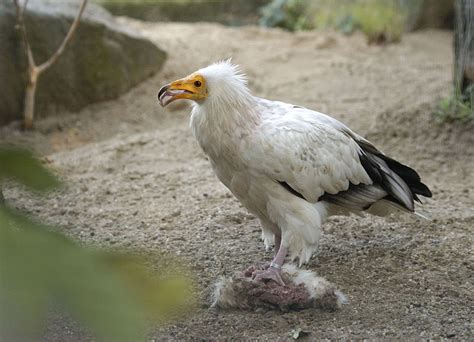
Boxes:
[243,263,270,275]
[213,264,347,311]
[251,267,285,286]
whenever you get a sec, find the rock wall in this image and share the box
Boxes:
[98,0,269,26]
[0,0,166,125]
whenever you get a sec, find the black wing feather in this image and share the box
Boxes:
[356,139,432,203]
[276,131,432,214]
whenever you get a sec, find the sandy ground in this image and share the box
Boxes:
[2,21,473,340]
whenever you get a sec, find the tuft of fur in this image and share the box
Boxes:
[211,264,347,311]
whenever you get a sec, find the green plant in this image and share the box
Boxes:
[259,0,313,32]
[435,88,474,123]
[352,0,406,44]
[0,145,192,341]
[309,0,357,33]
[260,0,408,43]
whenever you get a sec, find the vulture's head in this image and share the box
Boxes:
[158,60,251,108]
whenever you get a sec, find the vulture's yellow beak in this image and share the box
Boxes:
[158,73,208,107]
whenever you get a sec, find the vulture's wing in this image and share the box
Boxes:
[246,103,431,212]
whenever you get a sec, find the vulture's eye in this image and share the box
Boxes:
[194,80,202,87]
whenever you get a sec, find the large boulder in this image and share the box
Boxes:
[0,0,166,125]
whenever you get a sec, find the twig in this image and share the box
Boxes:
[12,0,88,129]
[37,0,88,73]
[13,0,35,68]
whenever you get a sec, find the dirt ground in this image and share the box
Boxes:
[2,21,473,340]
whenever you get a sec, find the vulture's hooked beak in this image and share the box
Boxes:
[158,73,208,107]
[157,82,192,107]
[157,84,169,106]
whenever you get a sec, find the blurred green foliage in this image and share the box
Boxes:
[0,145,192,340]
[351,1,405,43]
[0,146,60,193]
[259,0,312,31]
[96,0,216,3]
[435,86,474,123]
[260,0,410,43]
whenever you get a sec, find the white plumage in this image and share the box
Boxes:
[159,60,432,271]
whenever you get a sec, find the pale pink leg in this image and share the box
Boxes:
[257,234,282,269]
[274,235,281,256]
[252,242,288,286]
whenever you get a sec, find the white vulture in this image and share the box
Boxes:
[158,60,432,286]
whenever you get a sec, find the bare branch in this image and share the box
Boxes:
[16,0,28,18]
[37,0,88,73]
[12,0,88,129]
[12,0,36,68]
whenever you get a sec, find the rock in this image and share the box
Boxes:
[0,0,166,125]
[97,0,269,26]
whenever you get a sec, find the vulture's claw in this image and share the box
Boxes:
[243,263,270,276]
[252,267,285,286]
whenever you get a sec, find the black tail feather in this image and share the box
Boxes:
[356,139,432,209]
[380,155,432,200]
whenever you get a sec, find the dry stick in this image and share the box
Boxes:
[12,0,88,129]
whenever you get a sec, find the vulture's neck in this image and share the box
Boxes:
[190,89,259,158]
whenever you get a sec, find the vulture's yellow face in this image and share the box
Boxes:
[158,73,208,106]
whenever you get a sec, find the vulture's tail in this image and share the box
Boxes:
[356,140,432,212]
[320,132,432,215]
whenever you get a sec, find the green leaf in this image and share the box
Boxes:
[0,145,60,193]
[0,145,192,340]
[99,252,193,322]
[0,207,191,340]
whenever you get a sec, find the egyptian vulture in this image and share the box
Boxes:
[158,61,431,285]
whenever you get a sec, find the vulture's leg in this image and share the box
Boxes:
[274,234,281,255]
[244,234,283,277]
[257,234,282,269]
[252,242,287,286]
